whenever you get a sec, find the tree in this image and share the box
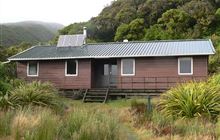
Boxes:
[127,18,146,40]
[181,0,216,26]
[145,9,195,40]
[114,18,146,41]
[114,24,129,41]
[158,9,195,38]
[215,8,220,21]
[144,25,172,40]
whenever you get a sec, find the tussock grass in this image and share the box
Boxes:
[160,75,220,120]
[60,108,122,140]
[11,107,59,140]
[0,111,14,137]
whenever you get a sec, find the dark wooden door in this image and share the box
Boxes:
[109,64,117,87]
[93,59,117,88]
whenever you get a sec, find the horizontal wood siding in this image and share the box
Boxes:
[117,56,208,89]
[17,56,208,90]
[17,60,91,89]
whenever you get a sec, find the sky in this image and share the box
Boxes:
[0,0,113,25]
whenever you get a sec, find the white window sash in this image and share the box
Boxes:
[27,62,39,77]
[65,60,78,76]
[121,59,135,76]
[178,57,193,75]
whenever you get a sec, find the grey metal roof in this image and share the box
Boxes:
[9,39,215,61]
[57,35,85,47]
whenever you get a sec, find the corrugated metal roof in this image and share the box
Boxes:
[57,35,85,47]
[9,39,215,61]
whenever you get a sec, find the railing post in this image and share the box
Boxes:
[147,95,152,113]
[131,77,133,90]
[120,76,122,89]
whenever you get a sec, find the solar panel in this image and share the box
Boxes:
[57,35,85,47]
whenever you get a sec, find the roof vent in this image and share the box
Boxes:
[123,39,128,42]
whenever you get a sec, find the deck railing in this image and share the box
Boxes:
[110,76,207,90]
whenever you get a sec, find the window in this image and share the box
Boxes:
[65,60,78,76]
[27,62,39,76]
[178,57,193,75]
[121,59,135,76]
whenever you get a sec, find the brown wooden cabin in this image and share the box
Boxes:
[8,37,215,99]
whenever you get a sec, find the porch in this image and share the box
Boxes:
[91,58,206,90]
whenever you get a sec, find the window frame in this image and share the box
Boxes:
[178,57,193,75]
[121,59,135,76]
[27,61,39,77]
[65,60,78,76]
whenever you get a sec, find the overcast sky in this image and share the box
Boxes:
[0,0,113,25]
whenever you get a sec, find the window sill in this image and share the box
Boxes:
[65,74,78,77]
[27,75,38,77]
[178,73,193,76]
[121,74,135,76]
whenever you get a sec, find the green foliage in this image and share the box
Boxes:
[216,8,220,21]
[145,9,195,40]
[181,0,216,26]
[9,81,63,110]
[0,21,63,47]
[114,24,129,41]
[115,18,145,41]
[160,75,220,120]
[0,111,14,136]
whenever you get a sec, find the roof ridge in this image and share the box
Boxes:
[87,39,210,45]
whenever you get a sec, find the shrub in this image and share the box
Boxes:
[9,81,64,111]
[0,80,12,94]
[160,75,220,120]
[0,91,14,110]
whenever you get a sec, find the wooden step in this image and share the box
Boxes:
[84,99,104,103]
[86,91,107,95]
[83,88,109,103]
[85,95,106,98]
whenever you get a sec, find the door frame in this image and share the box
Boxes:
[92,59,117,88]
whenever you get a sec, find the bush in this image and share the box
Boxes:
[160,75,220,120]
[9,81,64,111]
[0,80,12,94]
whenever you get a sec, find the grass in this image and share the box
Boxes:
[0,99,219,140]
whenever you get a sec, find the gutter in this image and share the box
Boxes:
[2,60,11,64]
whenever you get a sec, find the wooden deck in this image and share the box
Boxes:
[59,76,207,102]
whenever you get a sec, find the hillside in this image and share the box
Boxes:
[59,0,220,42]
[0,21,64,46]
